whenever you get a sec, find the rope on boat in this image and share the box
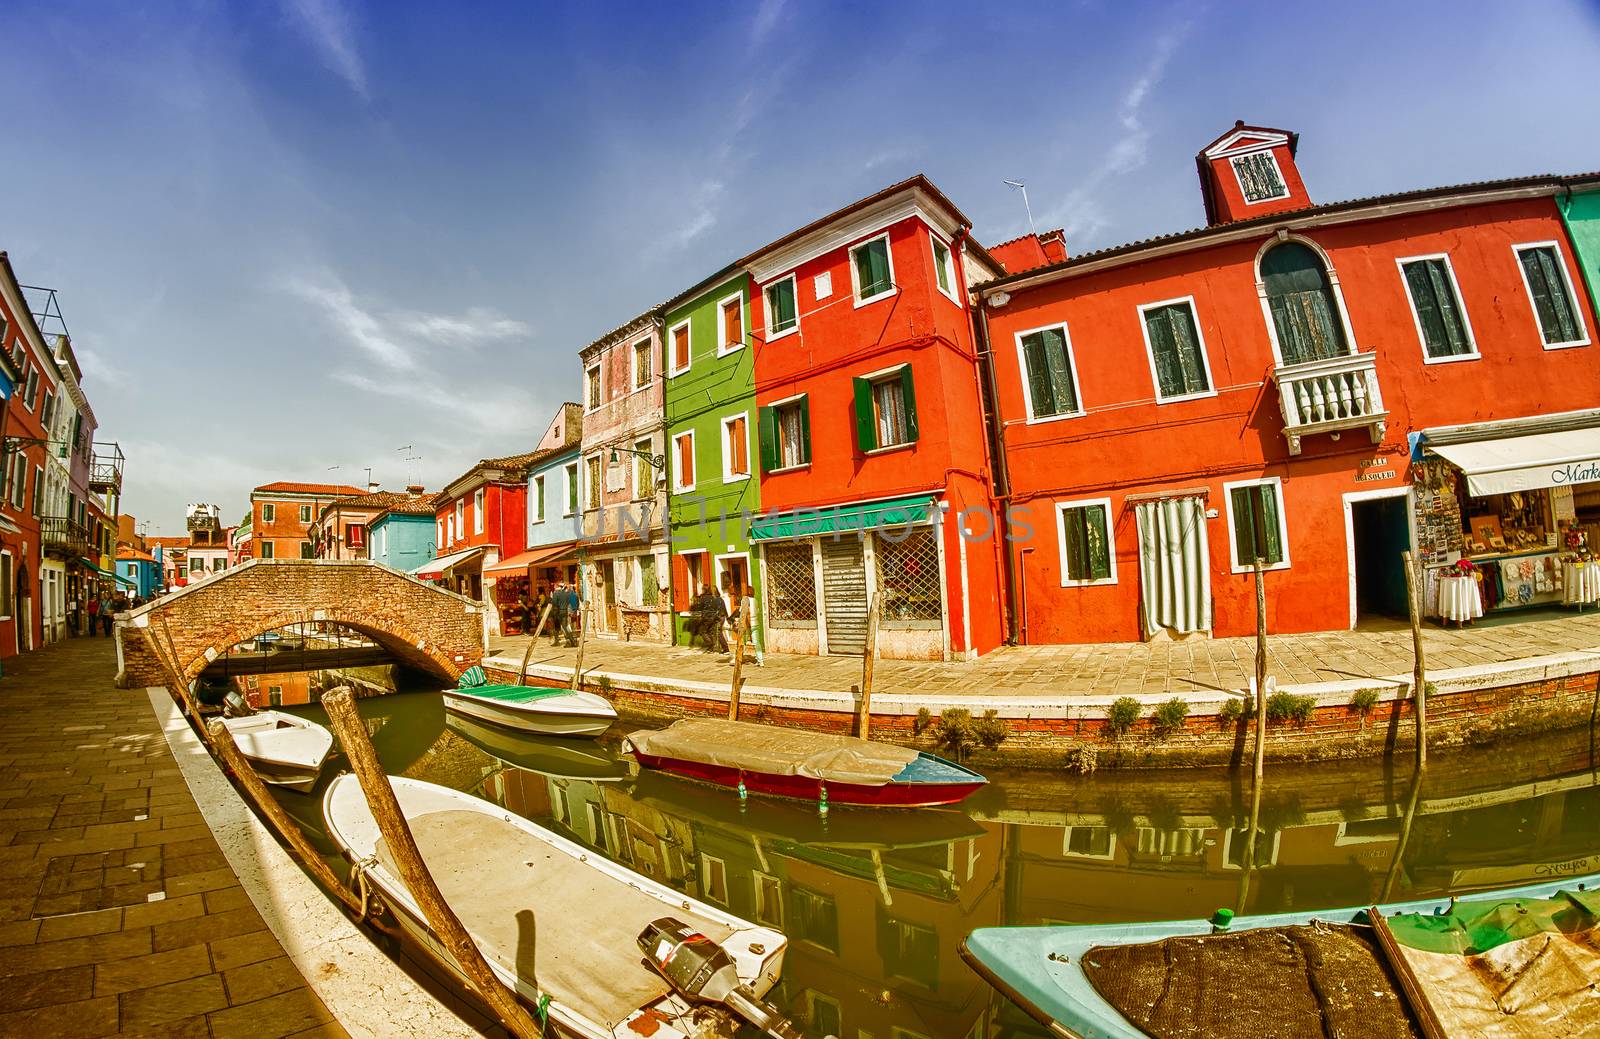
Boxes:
[353,853,382,920]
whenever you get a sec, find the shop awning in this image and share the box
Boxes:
[410,545,487,580]
[1429,430,1600,496]
[80,558,138,588]
[750,495,936,542]
[482,541,578,577]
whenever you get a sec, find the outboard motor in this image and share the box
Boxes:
[222,691,254,719]
[636,918,810,1039]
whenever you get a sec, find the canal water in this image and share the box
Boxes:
[256,672,1600,1039]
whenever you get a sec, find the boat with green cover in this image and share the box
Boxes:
[960,872,1600,1039]
[444,666,617,739]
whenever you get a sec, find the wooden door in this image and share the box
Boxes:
[821,538,868,655]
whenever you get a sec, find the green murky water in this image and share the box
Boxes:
[261,676,1600,1039]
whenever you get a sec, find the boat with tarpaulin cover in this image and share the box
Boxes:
[622,717,986,807]
[960,872,1600,1039]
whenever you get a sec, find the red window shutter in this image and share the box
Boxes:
[731,416,748,475]
[724,301,742,347]
[674,327,690,369]
[672,554,689,612]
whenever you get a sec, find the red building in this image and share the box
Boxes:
[746,176,1008,660]
[249,481,365,562]
[0,254,54,657]
[976,122,1600,644]
[427,450,537,633]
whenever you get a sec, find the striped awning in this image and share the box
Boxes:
[749,495,936,542]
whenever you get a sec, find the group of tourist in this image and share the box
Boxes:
[79,588,131,637]
[515,581,581,647]
[688,580,761,666]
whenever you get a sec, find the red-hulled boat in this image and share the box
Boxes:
[621,718,986,808]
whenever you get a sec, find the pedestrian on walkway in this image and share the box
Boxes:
[562,581,582,647]
[696,583,728,653]
[97,593,113,637]
[737,582,763,667]
[550,581,569,646]
[86,595,100,637]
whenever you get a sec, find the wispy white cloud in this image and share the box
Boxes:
[281,0,369,99]
[284,275,417,371]
[332,370,537,437]
[750,0,787,50]
[665,179,725,250]
[75,347,133,390]
[390,307,530,346]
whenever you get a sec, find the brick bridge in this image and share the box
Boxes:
[115,559,486,688]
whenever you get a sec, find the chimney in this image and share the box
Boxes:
[367,481,381,493]
[406,484,425,496]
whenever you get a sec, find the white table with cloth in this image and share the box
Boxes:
[1437,573,1484,624]
[1564,560,1600,607]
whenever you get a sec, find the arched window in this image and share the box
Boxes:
[1261,241,1348,364]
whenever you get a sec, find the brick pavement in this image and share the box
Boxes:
[488,609,1600,697]
[0,636,348,1039]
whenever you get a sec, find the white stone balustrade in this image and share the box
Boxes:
[1271,350,1388,455]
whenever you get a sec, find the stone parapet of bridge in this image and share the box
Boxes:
[115,559,486,689]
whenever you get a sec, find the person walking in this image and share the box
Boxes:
[696,583,728,653]
[738,582,763,667]
[561,581,582,647]
[549,581,569,647]
[97,592,114,637]
[86,595,100,637]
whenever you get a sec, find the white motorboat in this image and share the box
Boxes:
[220,710,335,793]
[442,682,617,738]
[322,774,787,1039]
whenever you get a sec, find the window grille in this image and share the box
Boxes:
[875,529,940,622]
[765,542,816,623]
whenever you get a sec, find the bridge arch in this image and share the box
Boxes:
[115,559,486,689]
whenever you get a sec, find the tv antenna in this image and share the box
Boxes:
[397,445,421,486]
[1003,179,1036,236]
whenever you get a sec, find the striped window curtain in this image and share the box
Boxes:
[873,379,907,446]
[1134,496,1212,638]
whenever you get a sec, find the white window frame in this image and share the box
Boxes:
[849,231,897,308]
[857,362,915,454]
[769,392,809,474]
[667,318,693,377]
[632,437,653,501]
[630,336,653,391]
[805,992,843,1037]
[1230,150,1291,205]
[700,852,729,905]
[262,503,275,524]
[298,504,312,524]
[677,547,709,611]
[1137,296,1219,403]
[1395,253,1480,364]
[752,870,783,928]
[473,488,485,533]
[1014,322,1087,425]
[929,230,960,304]
[671,430,696,493]
[1062,824,1117,861]
[721,411,752,483]
[763,274,799,341]
[1512,240,1591,350]
[454,499,465,541]
[1222,826,1282,870]
[533,475,546,524]
[1253,233,1361,368]
[1054,497,1117,587]
[584,453,602,511]
[436,519,444,546]
[563,462,579,516]
[1223,476,1292,574]
[715,293,746,357]
[584,363,603,412]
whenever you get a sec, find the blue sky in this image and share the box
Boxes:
[5,0,1598,533]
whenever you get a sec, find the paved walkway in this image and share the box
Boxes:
[0,637,347,1039]
[488,609,1600,696]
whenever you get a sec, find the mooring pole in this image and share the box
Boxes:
[206,719,366,917]
[1253,558,1268,785]
[858,596,880,740]
[321,689,544,1039]
[570,601,588,693]
[1381,767,1425,902]
[518,604,552,687]
[145,628,203,729]
[727,609,748,722]
[1402,550,1428,768]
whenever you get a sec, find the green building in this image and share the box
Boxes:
[661,267,761,649]
[1558,180,1600,315]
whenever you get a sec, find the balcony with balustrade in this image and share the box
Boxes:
[41,516,90,559]
[90,441,123,493]
[1271,351,1388,456]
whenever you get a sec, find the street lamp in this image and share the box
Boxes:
[609,445,666,472]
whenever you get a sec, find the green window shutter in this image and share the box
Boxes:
[1404,261,1447,356]
[1520,248,1576,345]
[758,407,779,474]
[781,279,798,328]
[1425,260,1470,356]
[1230,487,1256,565]
[798,395,812,464]
[857,239,891,296]
[899,365,919,443]
[853,377,877,452]
[1042,327,1078,414]
[1259,485,1283,563]
[1145,307,1181,397]
[1168,304,1208,394]
[1536,248,1579,343]
[1021,332,1054,417]
[768,280,796,331]
[1062,508,1086,581]
[1086,504,1110,579]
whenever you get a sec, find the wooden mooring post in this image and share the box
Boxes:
[728,609,749,721]
[570,603,589,692]
[322,688,545,1039]
[1252,559,1268,785]
[857,597,880,739]
[1402,550,1428,768]
[518,603,553,687]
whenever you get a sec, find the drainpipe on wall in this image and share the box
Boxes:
[972,295,1021,645]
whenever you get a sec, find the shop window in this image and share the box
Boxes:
[765,274,798,337]
[1515,243,1588,349]
[1231,151,1289,203]
[533,476,545,523]
[877,911,939,990]
[586,364,602,410]
[931,232,957,301]
[876,529,941,625]
[564,463,579,516]
[1227,479,1289,572]
[1261,241,1348,364]
[764,543,817,625]
[718,294,744,355]
[586,456,602,509]
[669,319,691,375]
[1056,499,1114,585]
[1141,299,1213,400]
[631,337,651,389]
[851,233,896,303]
[853,366,918,452]
[722,414,750,481]
[1400,256,1476,360]
[787,887,838,952]
[1017,324,1083,420]
[760,396,811,473]
[672,431,695,492]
